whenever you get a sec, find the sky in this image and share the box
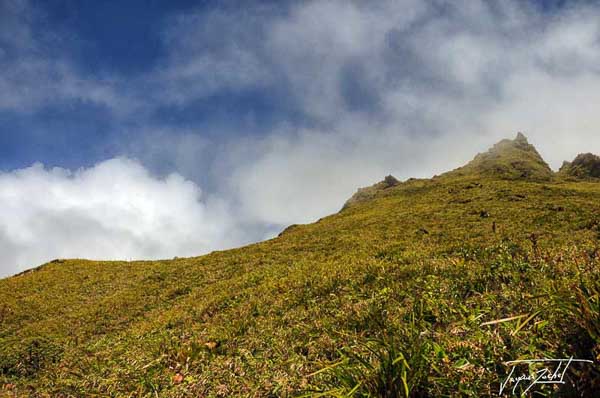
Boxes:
[1,0,600,277]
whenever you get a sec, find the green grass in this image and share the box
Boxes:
[1,136,600,396]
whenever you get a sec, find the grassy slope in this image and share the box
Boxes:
[2,154,600,396]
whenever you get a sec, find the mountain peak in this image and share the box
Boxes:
[514,131,528,145]
[490,132,535,154]
[448,132,553,181]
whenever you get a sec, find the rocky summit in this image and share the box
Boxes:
[345,132,598,210]
[446,132,554,181]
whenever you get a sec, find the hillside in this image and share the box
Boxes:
[1,134,600,397]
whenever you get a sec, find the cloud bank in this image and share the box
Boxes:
[0,159,236,277]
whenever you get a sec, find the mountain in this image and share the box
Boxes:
[1,134,600,397]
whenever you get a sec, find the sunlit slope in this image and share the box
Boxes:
[2,135,600,397]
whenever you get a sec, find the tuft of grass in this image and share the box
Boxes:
[313,316,431,397]
[553,275,600,394]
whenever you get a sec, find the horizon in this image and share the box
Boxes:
[1,131,593,279]
[3,0,600,277]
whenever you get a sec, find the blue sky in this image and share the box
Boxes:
[0,0,582,172]
[1,0,600,276]
[1,0,288,172]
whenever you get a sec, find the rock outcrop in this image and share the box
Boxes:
[343,174,400,209]
[559,153,600,179]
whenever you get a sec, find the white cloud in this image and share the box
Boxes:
[154,7,273,104]
[0,159,237,277]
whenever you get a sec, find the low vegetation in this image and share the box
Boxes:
[1,134,599,396]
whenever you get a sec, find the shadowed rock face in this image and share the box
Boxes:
[560,153,600,179]
[447,132,554,181]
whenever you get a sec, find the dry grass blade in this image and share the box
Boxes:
[479,314,527,327]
